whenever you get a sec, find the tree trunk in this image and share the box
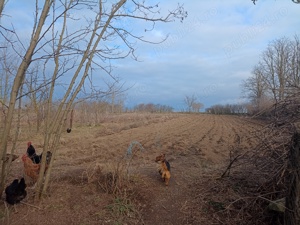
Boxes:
[285,129,300,225]
[0,0,5,17]
[0,0,53,198]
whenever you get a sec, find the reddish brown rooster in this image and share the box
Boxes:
[22,154,40,183]
[22,141,52,184]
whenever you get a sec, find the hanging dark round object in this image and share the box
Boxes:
[67,128,72,133]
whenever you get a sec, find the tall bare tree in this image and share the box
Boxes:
[261,38,291,102]
[0,0,53,197]
[287,36,300,92]
[0,42,18,116]
[184,94,203,113]
[242,36,300,114]
[242,65,269,112]
[184,94,197,113]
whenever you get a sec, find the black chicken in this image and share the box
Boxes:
[27,142,52,165]
[27,142,42,164]
[27,141,36,157]
[5,178,27,205]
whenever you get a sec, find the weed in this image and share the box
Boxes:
[80,143,144,224]
[0,210,4,219]
[113,220,122,225]
[96,162,129,195]
[107,197,134,217]
[208,200,225,211]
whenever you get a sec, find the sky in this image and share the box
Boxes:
[113,0,300,111]
[1,1,300,112]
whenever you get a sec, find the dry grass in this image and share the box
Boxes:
[1,113,272,225]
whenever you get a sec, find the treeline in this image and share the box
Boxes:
[132,103,173,113]
[76,100,122,113]
[75,101,173,116]
[206,103,247,115]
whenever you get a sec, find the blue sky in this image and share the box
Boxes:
[114,1,300,111]
[1,1,300,111]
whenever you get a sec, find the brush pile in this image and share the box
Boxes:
[199,91,300,225]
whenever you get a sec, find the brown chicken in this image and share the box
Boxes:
[22,154,40,183]
[22,150,52,183]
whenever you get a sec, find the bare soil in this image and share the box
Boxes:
[1,113,263,225]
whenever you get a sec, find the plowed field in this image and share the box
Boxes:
[2,113,263,225]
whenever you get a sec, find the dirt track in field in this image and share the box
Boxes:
[2,114,263,225]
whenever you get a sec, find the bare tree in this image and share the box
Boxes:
[242,65,270,113]
[184,94,197,113]
[23,63,50,133]
[287,35,300,92]
[0,43,17,120]
[260,38,291,102]
[184,94,203,113]
[0,0,53,197]
[192,102,203,113]
[242,36,300,114]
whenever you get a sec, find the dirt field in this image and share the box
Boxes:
[1,113,264,225]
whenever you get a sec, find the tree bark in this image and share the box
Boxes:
[0,0,5,17]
